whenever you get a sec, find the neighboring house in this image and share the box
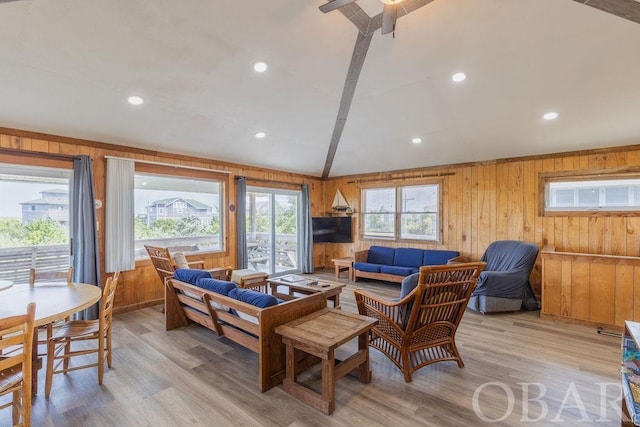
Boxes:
[146,198,214,226]
[19,188,69,226]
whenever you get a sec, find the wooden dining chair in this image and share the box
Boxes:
[44,272,120,398]
[354,262,485,382]
[0,302,36,427]
[29,266,74,357]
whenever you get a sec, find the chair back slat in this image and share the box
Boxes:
[145,245,176,284]
[100,272,120,330]
[30,266,73,287]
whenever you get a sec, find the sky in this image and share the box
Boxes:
[0,181,59,218]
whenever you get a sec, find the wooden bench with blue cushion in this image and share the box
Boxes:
[165,268,327,392]
[353,246,462,284]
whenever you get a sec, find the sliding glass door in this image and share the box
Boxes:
[246,187,301,275]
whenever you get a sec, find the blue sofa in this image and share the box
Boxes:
[353,246,461,283]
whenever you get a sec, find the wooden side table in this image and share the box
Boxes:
[275,308,378,414]
[331,257,353,280]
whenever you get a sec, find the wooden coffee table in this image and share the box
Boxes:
[275,308,378,414]
[267,277,346,308]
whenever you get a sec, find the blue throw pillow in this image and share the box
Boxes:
[174,268,212,285]
[228,288,278,308]
[400,272,420,299]
[196,278,236,296]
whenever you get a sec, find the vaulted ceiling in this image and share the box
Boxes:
[1,0,640,177]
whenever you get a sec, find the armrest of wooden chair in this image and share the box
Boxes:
[353,250,369,263]
[447,255,472,264]
[353,287,415,335]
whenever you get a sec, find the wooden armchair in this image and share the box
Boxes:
[354,262,486,382]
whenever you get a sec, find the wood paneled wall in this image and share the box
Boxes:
[540,248,640,330]
[322,148,640,297]
[0,128,324,312]
[4,126,640,309]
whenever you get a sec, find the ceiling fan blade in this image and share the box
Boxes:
[319,0,355,13]
[0,0,24,3]
[381,4,397,34]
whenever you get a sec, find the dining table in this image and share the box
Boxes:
[0,282,102,395]
[0,279,13,291]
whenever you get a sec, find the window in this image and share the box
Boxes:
[134,173,223,258]
[362,183,440,241]
[544,175,640,214]
[0,163,72,283]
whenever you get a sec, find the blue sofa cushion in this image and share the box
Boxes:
[354,262,383,273]
[174,268,212,285]
[367,246,396,266]
[411,268,420,274]
[195,278,236,296]
[228,288,279,308]
[393,248,424,268]
[423,250,459,266]
[400,272,420,299]
[380,265,414,276]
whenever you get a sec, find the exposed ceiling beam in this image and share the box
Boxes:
[572,0,640,25]
[321,0,435,177]
[322,31,374,178]
[319,0,355,13]
[369,0,435,35]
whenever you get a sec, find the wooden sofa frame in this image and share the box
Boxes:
[353,249,466,283]
[165,278,327,392]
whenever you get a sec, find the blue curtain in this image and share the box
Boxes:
[236,176,248,269]
[72,155,101,320]
[301,184,314,273]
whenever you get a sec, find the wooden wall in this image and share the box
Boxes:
[0,128,324,313]
[321,148,640,297]
[4,125,640,310]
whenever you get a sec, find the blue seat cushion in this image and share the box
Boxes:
[174,268,212,285]
[393,248,424,268]
[367,246,396,265]
[380,265,414,276]
[228,288,279,308]
[411,268,420,274]
[195,278,236,296]
[400,272,420,299]
[423,250,459,266]
[354,262,383,273]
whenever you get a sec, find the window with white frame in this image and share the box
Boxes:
[362,183,440,241]
[134,173,223,258]
[545,177,640,213]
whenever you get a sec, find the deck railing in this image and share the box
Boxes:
[0,244,70,284]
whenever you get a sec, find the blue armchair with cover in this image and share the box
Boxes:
[466,240,539,313]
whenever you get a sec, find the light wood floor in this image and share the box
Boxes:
[1,270,625,426]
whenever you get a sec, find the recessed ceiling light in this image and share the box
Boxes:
[253,62,267,73]
[543,112,559,120]
[127,96,144,105]
[255,131,266,139]
[452,72,467,83]
[411,137,423,144]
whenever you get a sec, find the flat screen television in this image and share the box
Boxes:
[312,216,353,243]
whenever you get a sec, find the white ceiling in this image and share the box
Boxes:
[1,0,640,177]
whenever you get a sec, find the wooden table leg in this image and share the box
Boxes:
[357,332,371,383]
[321,349,336,415]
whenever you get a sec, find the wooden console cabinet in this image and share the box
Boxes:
[540,248,640,331]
